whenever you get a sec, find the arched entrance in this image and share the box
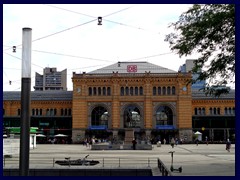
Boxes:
[91,106,109,127]
[123,105,142,128]
[152,105,176,144]
[156,106,173,126]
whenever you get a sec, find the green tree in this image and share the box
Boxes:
[165,4,235,96]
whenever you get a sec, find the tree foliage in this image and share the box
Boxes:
[165,4,235,96]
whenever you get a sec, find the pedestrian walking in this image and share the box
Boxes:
[170,138,175,148]
[163,138,166,145]
[226,139,231,152]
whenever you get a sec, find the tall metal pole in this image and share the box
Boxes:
[19,27,32,176]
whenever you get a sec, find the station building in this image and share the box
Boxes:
[3,61,235,143]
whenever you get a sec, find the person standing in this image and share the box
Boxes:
[170,138,175,148]
[226,139,231,152]
[132,138,137,150]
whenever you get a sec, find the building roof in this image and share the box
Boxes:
[89,61,177,74]
[3,91,73,101]
[192,89,235,100]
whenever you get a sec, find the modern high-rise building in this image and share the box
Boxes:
[179,59,206,90]
[34,67,67,91]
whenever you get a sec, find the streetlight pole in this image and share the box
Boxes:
[19,27,32,176]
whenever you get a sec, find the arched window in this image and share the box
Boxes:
[139,86,143,95]
[93,87,97,95]
[167,86,171,95]
[89,87,92,96]
[124,105,141,128]
[158,87,161,95]
[202,108,205,115]
[107,87,111,95]
[61,109,64,116]
[194,108,198,115]
[156,106,173,126]
[125,87,129,95]
[130,87,134,95]
[163,87,166,95]
[103,87,106,95]
[153,87,156,95]
[135,87,138,95]
[54,109,57,116]
[91,106,108,127]
[36,109,39,116]
[65,109,68,116]
[228,107,232,114]
[18,109,21,116]
[40,109,42,116]
[213,108,217,115]
[46,109,50,116]
[172,86,176,95]
[98,87,101,95]
[232,107,235,115]
[68,109,71,116]
[121,87,124,96]
[198,108,201,115]
[224,107,228,115]
[217,108,220,115]
[32,109,35,116]
[209,108,213,115]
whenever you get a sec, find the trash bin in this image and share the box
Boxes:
[157,141,161,147]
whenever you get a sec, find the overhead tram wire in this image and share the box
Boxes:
[33,50,114,63]
[3,52,44,69]
[4,4,136,52]
[3,18,97,52]
[125,52,174,61]
[42,4,161,35]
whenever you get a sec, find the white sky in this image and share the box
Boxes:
[3,4,200,91]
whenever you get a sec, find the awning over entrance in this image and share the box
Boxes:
[156,125,175,130]
[89,125,107,130]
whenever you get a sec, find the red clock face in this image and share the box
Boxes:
[127,65,137,72]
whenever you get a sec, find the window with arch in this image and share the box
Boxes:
[158,87,161,95]
[93,87,97,95]
[91,106,109,127]
[194,108,198,115]
[172,86,176,95]
[130,87,134,95]
[32,109,35,116]
[135,87,138,95]
[139,86,143,95]
[153,87,156,95]
[124,105,141,128]
[162,87,166,95]
[103,87,106,95]
[156,106,173,126]
[17,109,21,116]
[98,87,101,95]
[121,87,124,96]
[89,87,92,96]
[125,87,129,95]
[167,86,171,95]
[107,87,111,95]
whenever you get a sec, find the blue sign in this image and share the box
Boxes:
[156,125,175,130]
[89,125,107,130]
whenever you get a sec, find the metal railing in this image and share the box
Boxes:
[157,158,172,176]
[3,156,157,168]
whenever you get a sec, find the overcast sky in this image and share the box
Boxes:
[3,4,200,91]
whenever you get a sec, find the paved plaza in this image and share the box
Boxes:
[4,143,235,176]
